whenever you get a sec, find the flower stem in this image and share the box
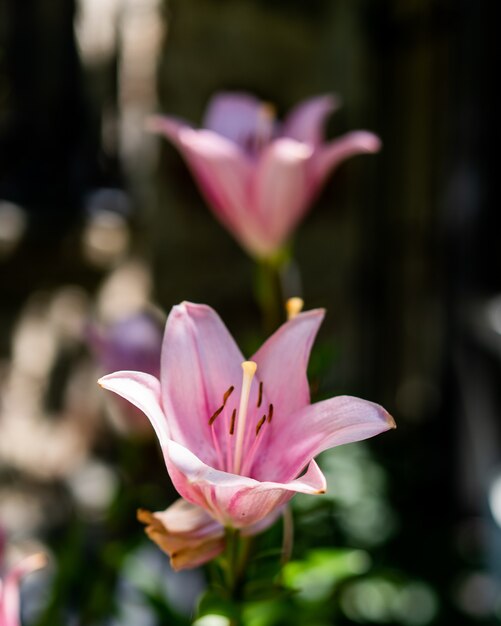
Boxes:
[224,528,245,626]
[254,246,299,333]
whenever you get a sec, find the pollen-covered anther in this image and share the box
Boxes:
[208,385,235,425]
[255,415,266,436]
[208,405,224,425]
[229,408,236,435]
[267,403,274,423]
[223,385,235,403]
[257,381,263,408]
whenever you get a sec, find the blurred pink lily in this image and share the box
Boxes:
[148,93,381,258]
[0,554,46,626]
[99,302,394,568]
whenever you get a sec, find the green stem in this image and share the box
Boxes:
[281,505,294,566]
[224,528,246,626]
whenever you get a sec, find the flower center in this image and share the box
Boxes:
[243,103,276,157]
[207,361,273,476]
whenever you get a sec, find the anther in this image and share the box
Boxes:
[223,385,234,403]
[286,297,304,320]
[209,386,235,425]
[256,415,266,436]
[209,404,224,425]
[229,408,236,435]
[257,381,263,408]
[267,403,274,423]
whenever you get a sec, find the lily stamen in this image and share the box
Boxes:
[257,381,263,408]
[208,405,224,425]
[233,361,257,474]
[286,297,304,320]
[229,408,236,435]
[208,385,235,425]
[255,415,266,436]
[267,403,274,423]
[223,385,235,403]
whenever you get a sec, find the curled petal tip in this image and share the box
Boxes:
[387,413,397,429]
[355,131,382,153]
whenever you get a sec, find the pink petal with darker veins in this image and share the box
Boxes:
[251,308,325,419]
[253,395,395,483]
[165,440,326,529]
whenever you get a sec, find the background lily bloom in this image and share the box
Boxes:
[0,553,46,626]
[99,302,394,568]
[148,93,381,259]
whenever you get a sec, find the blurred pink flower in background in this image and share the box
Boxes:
[100,302,394,568]
[148,93,381,258]
[0,551,46,626]
[87,312,162,377]
[88,312,163,435]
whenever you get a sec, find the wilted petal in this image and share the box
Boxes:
[282,94,341,145]
[312,130,382,190]
[251,308,325,419]
[98,371,169,447]
[255,396,395,483]
[137,501,225,570]
[252,139,313,251]
[203,92,264,147]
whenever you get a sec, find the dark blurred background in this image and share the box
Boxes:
[1,0,501,624]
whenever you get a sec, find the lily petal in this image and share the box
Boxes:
[160,302,244,467]
[252,138,313,251]
[146,114,193,146]
[165,440,327,529]
[98,371,169,446]
[149,115,265,252]
[177,128,275,255]
[256,396,395,482]
[251,308,325,418]
[282,94,341,145]
[0,554,46,626]
[203,92,264,147]
[312,130,382,191]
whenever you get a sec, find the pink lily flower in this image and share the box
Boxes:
[99,302,394,568]
[148,93,381,258]
[0,554,46,626]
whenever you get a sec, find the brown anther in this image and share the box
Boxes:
[209,404,224,425]
[267,403,274,423]
[223,385,234,403]
[257,381,263,408]
[256,415,266,436]
[229,408,237,435]
[209,386,235,425]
